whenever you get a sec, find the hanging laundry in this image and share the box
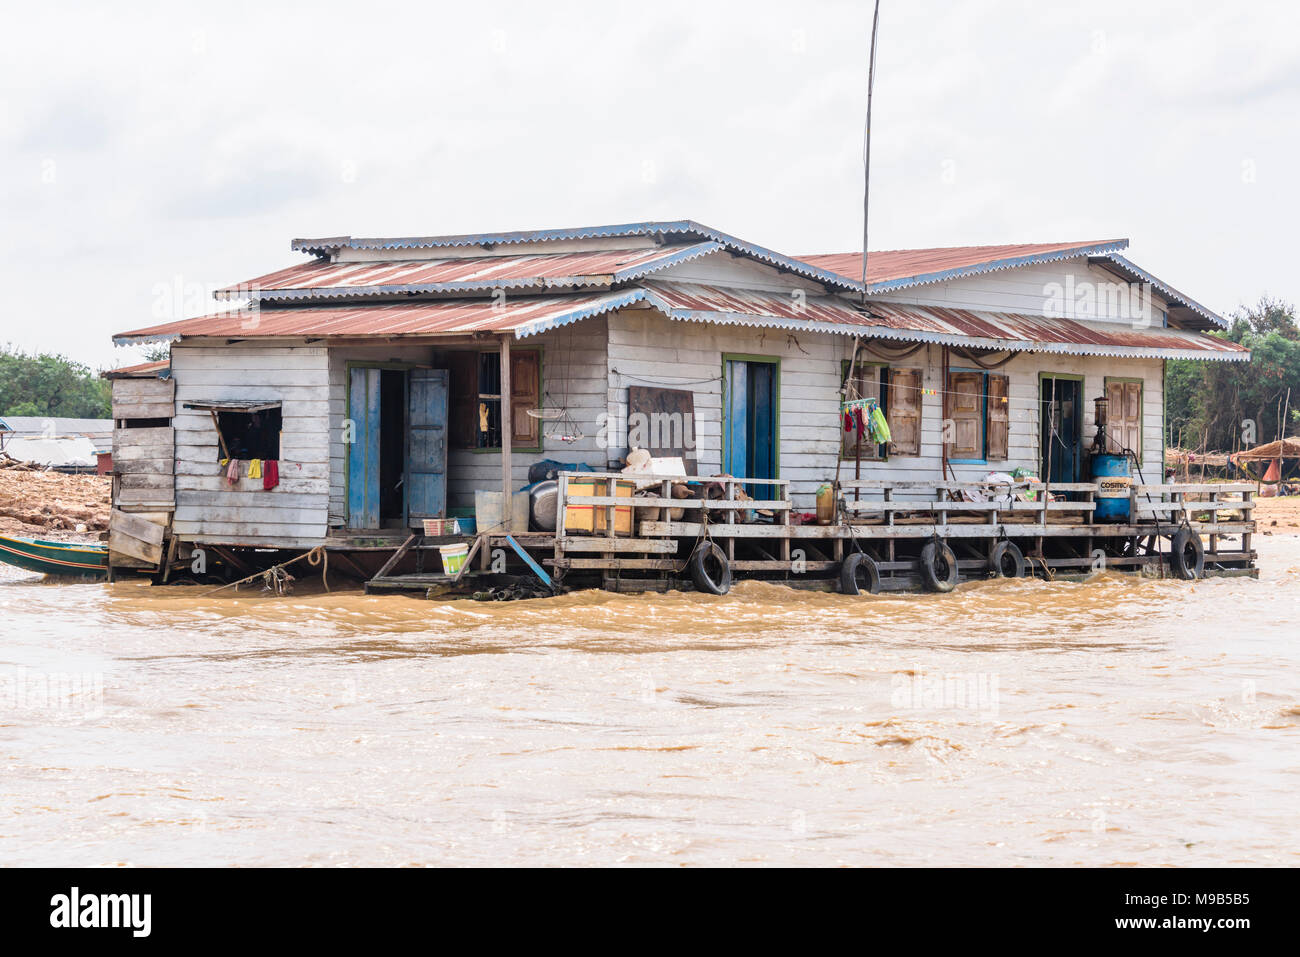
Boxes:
[225,458,241,486]
[263,459,280,491]
[843,410,854,433]
[247,459,262,479]
[868,406,892,444]
[855,407,866,439]
[479,402,490,434]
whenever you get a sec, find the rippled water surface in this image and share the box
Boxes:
[2,538,1298,866]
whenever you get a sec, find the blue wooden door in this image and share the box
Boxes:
[724,359,777,483]
[725,360,749,477]
[347,367,382,529]
[406,368,448,524]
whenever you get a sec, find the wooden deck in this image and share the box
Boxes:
[543,473,1257,591]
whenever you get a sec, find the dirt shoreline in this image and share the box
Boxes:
[0,464,110,540]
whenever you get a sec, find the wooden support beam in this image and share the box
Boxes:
[500,333,512,534]
[372,533,419,580]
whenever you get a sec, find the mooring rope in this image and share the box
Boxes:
[201,545,330,597]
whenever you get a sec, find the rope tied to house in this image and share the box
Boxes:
[201,545,330,597]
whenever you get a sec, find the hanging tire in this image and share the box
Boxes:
[1169,527,1205,580]
[840,552,881,595]
[989,540,1025,579]
[689,542,732,595]
[919,540,959,593]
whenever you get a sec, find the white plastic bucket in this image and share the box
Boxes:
[439,543,470,576]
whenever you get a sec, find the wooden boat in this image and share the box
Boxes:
[0,535,108,578]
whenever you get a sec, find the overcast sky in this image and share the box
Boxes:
[2,0,1297,368]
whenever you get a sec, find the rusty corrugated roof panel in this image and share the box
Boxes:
[629,283,1244,360]
[217,243,722,302]
[112,291,643,345]
[102,359,170,379]
[800,239,1226,330]
[801,239,1129,287]
[112,282,1248,362]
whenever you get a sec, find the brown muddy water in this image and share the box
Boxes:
[2,538,1298,867]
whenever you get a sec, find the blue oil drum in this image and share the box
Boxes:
[1092,453,1132,521]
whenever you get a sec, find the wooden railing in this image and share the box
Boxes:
[555,472,791,544]
[550,474,1256,551]
[835,479,1256,529]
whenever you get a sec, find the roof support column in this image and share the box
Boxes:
[500,333,513,533]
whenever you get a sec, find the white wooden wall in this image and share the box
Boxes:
[171,344,331,547]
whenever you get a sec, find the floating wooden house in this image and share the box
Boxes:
[109,222,1255,593]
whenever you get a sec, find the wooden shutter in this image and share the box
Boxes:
[445,351,478,449]
[986,373,1009,460]
[509,350,540,447]
[1106,379,1142,461]
[887,367,922,456]
[948,371,983,459]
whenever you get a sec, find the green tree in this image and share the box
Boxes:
[0,346,111,419]
[1166,297,1300,452]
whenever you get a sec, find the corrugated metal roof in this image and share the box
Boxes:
[113,282,1249,362]
[216,243,722,302]
[800,239,1227,330]
[102,360,169,379]
[112,291,642,345]
[800,239,1129,289]
[289,220,863,292]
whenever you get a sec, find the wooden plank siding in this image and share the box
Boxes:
[111,377,175,510]
[171,343,331,547]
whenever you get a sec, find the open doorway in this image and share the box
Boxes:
[378,370,406,526]
[347,364,448,531]
[1040,375,1083,484]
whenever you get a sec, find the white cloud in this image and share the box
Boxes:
[0,0,1296,368]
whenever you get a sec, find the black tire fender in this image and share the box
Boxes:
[689,542,732,595]
[990,540,1025,579]
[919,540,959,593]
[840,552,881,595]
[1170,527,1205,580]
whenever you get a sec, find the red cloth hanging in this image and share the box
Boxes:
[263,459,280,490]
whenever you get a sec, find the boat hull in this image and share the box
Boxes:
[0,535,108,578]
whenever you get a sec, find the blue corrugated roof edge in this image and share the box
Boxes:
[290,220,866,294]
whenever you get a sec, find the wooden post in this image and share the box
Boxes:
[500,334,512,533]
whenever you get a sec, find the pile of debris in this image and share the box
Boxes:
[0,453,110,538]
